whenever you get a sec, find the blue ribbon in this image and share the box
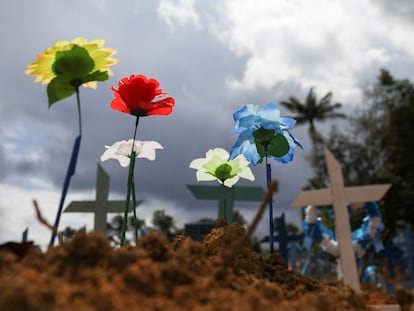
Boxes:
[49,135,81,246]
[353,201,384,253]
[303,201,384,256]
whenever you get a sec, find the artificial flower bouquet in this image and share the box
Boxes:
[26,36,301,251]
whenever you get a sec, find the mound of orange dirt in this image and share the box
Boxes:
[0,220,399,310]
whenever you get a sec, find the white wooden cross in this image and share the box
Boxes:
[64,163,142,234]
[291,146,391,291]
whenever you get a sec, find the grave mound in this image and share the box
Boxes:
[0,220,399,310]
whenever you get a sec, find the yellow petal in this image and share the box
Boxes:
[25,37,117,88]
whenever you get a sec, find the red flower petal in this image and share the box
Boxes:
[146,97,175,116]
[110,74,175,117]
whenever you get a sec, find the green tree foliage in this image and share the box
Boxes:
[107,214,146,245]
[195,210,247,226]
[280,87,346,143]
[307,69,414,235]
[152,209,174,237]
[152,209,185,241]
[281,87,346,189]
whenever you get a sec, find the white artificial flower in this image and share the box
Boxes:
[189,147,255,188]
[101,139,163,167]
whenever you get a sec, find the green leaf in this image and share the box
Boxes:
[83,70,109,83]
[253,128,275,161]
[252,128,275,143]
[52,46,95,80]
[255,141,267,160]
[47,76,76,106]
[253,129,290,160]
[268,134,290,157]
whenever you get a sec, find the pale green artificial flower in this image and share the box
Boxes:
[101,139,163,167]
[189,148,255,188]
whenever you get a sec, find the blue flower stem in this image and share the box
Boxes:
[49,86,82,247]
[120,116,140,246]
[266,156,274,253]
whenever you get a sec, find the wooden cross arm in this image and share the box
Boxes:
[234,186,266,201]
[187,185,265,201]
[64,200,143,213]
[291,184,391,208]
[187,185,218,199]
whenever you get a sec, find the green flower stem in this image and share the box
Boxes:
[121,152,136,246]
[75,86,82,136]
[120,116,140,246]
[218,185,234,223]
[131,179,139,240]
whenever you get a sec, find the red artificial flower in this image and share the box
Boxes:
[111,74,175,117]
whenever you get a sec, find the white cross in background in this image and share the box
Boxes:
[64,163,142,234]
[292,146,390,291]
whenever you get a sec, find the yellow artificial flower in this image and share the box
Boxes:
[25,37,117,89]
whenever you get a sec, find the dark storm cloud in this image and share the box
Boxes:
[7,0,398,241]
[3,1,301,214]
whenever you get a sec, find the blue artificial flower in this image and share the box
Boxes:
[230,102,303,165]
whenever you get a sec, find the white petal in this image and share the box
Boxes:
[189,158,207,169]
[142,141,163,150]
[196,171,217,182]
[234,154,250,168]
[100,148,114,162]
[136,149,156,161]
[100,140,152,167]
[239,167,255,181]
[205,148,229,161]
[136,141,163,160]
[224,176,239,188]
[100,140,128,162]
[118,156,132,167]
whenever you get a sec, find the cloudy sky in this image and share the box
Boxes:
[1,0,414,248]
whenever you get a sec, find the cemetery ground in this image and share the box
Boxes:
[1,219,412,311]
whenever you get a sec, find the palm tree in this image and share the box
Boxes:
[281,88,346,188]
[280,87,346,143]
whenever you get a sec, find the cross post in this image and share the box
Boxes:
[187,184,265,223]
[291,146,391,291]
[64,163,142,234]
[261,213,304,263]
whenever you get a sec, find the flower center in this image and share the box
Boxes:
[215,164,233,182]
